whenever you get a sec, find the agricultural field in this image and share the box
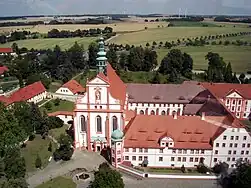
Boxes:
[109,26,251,46]
[156,45,251,73]
[0,37,97,50]
[0,21,164,34]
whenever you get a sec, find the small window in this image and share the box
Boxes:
[232,158,235,161]
[238,100,241,105]
[171,157,175,161]
[144,148,148,153]
[195,158,199,162]
[241,151,244,155]
[222,143,226,147]
[246,151,249,155]
[227,157,230,161]
[159,149,163,153]
[133,148,136,152]
[112,116,118,131]
[215,150,218,154]
[172,149,176,154]
[178,149,182,154]
[247,144,250,148]
[144,156,148,160]
[159,157,163,162]
[125,156,129,160]
[196,150,199,154]
[190,157,193,162]
[235,136,239,140]
[161,111,165,115]
[234,143,238,148]
[182,157,186,162]
[242,143,246,148]
[190,150,194,154]
[214,158,217,162]
[201,150,205,154]
[183,150,187,154]
[229,143,233,147]
[140,110,144,115]
[233,151,236,154]
[216,143,219,147]
[178,157,181,162]
[232,100,236,105]
[125,148,129,152]
[150,110,155,115]
[223,135,227,140]
[139,148,143,153]
[228,150,232,154]
[243,136,247,140]
[139,156,143,161]
[132,156,136,161]
[231,136,234,140]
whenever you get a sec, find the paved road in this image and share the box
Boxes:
[27,150,106,188]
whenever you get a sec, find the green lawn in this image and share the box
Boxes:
[21,135,56,172]
[48,81,62,92]
[110,26,251,46]
[156,45,251,73]
[36,176,76,188]
[49,124,69,140]
[0,37,97,50]
[213,35,251,43]
[41,99,75,113]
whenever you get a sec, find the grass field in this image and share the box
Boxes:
[21,135,56,172]
[40,99,75,113]
[156,45,251,73]
[213,35,251,43]
[109,27,251,46]
[169,21,218,27]
[0,22,165,34]
[0,37,97,50]
[36,176,76,188]
[49,125,69,140]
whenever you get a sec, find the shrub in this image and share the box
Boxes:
[181,165,186,173]
[28,134,35,141]
[224,40,230,45]
[35,155,42,169]
[53,98,60,106]
[20,143,26,148]
[48,142,52,152]
[53,150,61,161]
[44,102,52,111]
[197,164,210,174]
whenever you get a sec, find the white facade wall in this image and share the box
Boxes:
[244,100,251,118]
[212,127,251,168]
[55,87,74,95]
[27,91,47,104]
[123,147,212,168]
[56,114,73,124]
[128,102,184,116]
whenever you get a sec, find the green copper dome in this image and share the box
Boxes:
[97,51,106,56]
[96,56,107,61]
[111,129,124,140]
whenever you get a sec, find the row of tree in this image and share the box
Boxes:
[214,16,251,24]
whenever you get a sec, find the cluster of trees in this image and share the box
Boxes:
[0,31,33,44]
[163,16,204,22]
[158,49,193,82]
[47,27,114,38]
[5,42,88,87]
[53,134,73,161]
[0,21,44,27]
[214,16,251,24]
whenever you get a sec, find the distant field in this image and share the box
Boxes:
[157,45,251,73]
[110,27,251,46]
[0,22,165,34]
[169,21,218,27]
[0,37,97,50]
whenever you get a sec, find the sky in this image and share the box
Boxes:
[0,0,251,17]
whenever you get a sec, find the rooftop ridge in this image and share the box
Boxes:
[203,118,230,129]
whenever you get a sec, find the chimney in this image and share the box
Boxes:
[201,112,205,120]
[173,111,177,120]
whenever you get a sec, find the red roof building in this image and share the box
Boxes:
[0,66,9,75]
[56,80,85,95]
[0,48,13,54]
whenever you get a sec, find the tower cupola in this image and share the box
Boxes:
[96,36,107,74]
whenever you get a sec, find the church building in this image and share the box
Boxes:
[73,37,251,169]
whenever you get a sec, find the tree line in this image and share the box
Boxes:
[214,16,251,24]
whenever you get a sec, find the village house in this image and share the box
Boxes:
[55,80,85,96]
[0,48,16,56]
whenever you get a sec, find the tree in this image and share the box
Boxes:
[44,102,52,111]
[164,41,172,49]
[48,142,52,152]
[213,162,229,176]
[118,52,127,70]
[26,74,51,89]
[150,72,161,84]
[0,157,5,178]
[152,41,157,46]
[30,103,48,135]
[107,47,118,70]
[4,178,28,188]
[53,134,73,161]
[53,98,60,106]
[182,53,193,79]
[89,162,124,188]
[88,42,99,67]
[35,155,42,169]
[224,63,233,83]
[4,147,26,179]
[47,116,64,129]
[239,73,246,84]
[146,42,150,47]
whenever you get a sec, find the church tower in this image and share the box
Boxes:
[96,37,107,74]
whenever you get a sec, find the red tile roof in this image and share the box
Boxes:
[48,111,73,117]
[125,110,136,121]
[10,81,46,102]
[124,115,226,149]
[0,66,9,75]
[0,48,13,53]
[62,80,85,94]
[0,95,13,106]
[106,63,127,106]
[200,82,251,99]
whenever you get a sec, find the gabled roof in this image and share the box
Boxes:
[48,111,73,117]
[10,81,46,102]
[0,95,13,106]
[200,82,251,99]
[124,115,226,149]
[0,48,13,53]
[0,66,9,74]
[62,80,85,94]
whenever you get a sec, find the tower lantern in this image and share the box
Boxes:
[96,36,107,74]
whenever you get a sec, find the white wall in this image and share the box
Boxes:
[56,114,73,124]
[55,87,74,95]
[244,100,251,118]
[27,91,47,104]
[212,127,251,168]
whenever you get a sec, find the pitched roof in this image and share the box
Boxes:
[48,111,73,117]
[200,82,251,99]
[0,95,13,106]
[0,48,13,53]
[10,81,46,102]
[106,63,127,105]
[62,80,85,94]
[124,115,226,149]
[126,82,205,103]
[0,66,9,74]
[183,104,204,115]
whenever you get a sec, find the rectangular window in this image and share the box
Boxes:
[195,158,199,162]
[190,157,193,162]
[236,136,239,140]
[215,150,218,154]
[125,148,129,152]
[234,143,238,148]
[247,144,250,148]
[246,151,249,155]
[201,150,205,154]
[144,148,148,153]
[133,148,136,152]
[195,150,199,154]
[159,157,163,162]
[231,106,235,111]
[171,157,175,161]
[229,143,233,147]
[132,156,136,161]
[183,150,187,154]
[223,135,227,140]
[216,143,219,147]
[241,151,244,155]
[227,157,230,161]
[228,150,232,155]
[144,156,148,160]
[139,148,143,153]
[233,151,236,154]
[214,158,217,162]
[178,149,182,154]
[243,136,247,140]
[232,100,236,105]
[231,136,234,140]
[232,158,235,161]
[125,156,129,160]
[159,149,163,153]
[139,156,143,161]
[222,143,226,147]
[242,143,246,148]
[226,99,230,104]
[172,149,176,154]
[182,157,186,162]
[190,150,194,154]
[238,100,242,105]
[178,157,181,162]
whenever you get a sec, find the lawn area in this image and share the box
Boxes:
[147,167,201,175]
[49,124,69,140]
[110,26,251,46]
[21,135,56,172]
[0,37,97,50]
[156,45,251,73]
[40,99,75,113]
[36,176,76,188]
[213,35,251,43]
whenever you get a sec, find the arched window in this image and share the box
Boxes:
[161,111,165,115]
[112,116,118,131]
[96,115,102,132]
[140,110,144,115]
[151,110,155,115]
[80,115,86,132]
[167,109,170,115]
